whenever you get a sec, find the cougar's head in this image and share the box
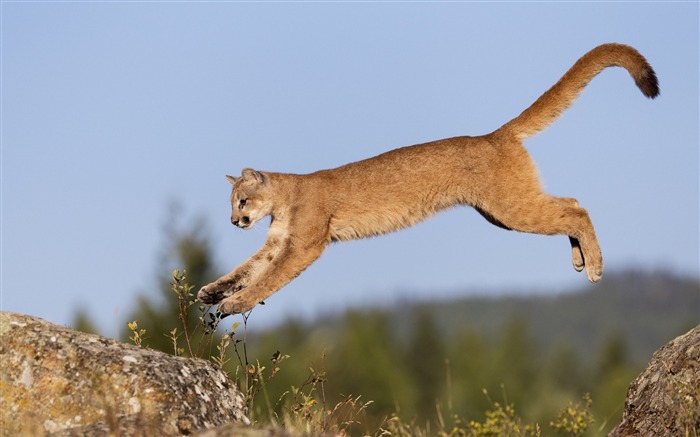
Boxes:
[225,168,272,230]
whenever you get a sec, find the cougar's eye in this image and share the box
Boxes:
[239,198,247,209]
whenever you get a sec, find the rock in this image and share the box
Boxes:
[0,312,250,436]
[610,324,700,436]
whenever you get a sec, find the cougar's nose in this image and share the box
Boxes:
[231,217,250,228]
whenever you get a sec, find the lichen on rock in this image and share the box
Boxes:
[0,312,249,436]
[610,324,700,436]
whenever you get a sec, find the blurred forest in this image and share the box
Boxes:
[73,216,700,435]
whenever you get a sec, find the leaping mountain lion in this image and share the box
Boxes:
[198,43,659,315]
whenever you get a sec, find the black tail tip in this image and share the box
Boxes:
[638,67,660,99]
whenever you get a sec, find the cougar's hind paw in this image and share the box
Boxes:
[568,237,585,272]
[586,265,603,283]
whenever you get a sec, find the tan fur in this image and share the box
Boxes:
[198,43,659,314]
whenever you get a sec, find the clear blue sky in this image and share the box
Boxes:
[3,2,698,336]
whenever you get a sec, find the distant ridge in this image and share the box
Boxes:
[392,269,699,364]
[267,269,699,366]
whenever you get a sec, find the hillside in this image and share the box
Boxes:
[392,269,699,365]
[264,269,698,365]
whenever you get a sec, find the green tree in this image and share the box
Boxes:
[326,311,416,425]
[120,207,222,356]
[595,333,629,380]
[447,327,491,417]
[489,317,538,402]
[71,306,100,335]
[593,333,637,432]
[403,308,446,421]
[545,342,587,393]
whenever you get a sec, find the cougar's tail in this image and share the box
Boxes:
[498,43,659,141]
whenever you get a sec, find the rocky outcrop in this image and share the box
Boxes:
[0,312,250,436]
[610,324,700,436]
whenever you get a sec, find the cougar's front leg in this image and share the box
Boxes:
[197,240,280,305]
[218,236,327,314]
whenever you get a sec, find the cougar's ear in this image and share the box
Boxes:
[225,175,238,185]
[241,168,265,184]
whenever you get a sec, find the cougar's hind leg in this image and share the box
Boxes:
[569,237,585,272]
[555,197,586,272]
[493,194,603,283]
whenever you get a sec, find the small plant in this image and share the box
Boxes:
[126,269,233,363]
[165,327,185,356]
[461,390,540,437]
[171,268,196,355]
[287,365,329,428]
[549,393,594,436]
[212,331,233,368]
[667,366,700,437]
[225,312,291,420]
[170,268,226,358]
[379,387,541,437]
[127,320,147,347]
[280,362,373,436]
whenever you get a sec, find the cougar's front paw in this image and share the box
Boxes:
[218,295,258,315]
[198,280,239,305]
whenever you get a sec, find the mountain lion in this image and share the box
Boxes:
[199,43,659,315]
